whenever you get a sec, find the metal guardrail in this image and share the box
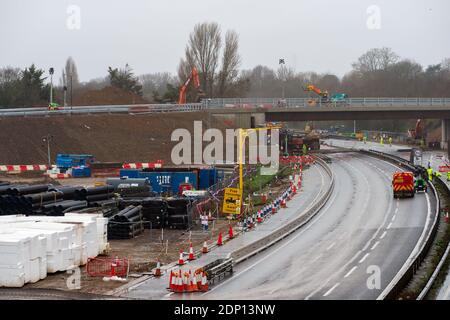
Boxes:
[230,157,335,264]
[2,97,450,117]
[204,97,450,108]
[0,103,205,117]
[417,177,450,300]
[360,149,441,300]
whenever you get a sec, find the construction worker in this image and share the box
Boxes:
[427,167,433,181]
[201,213,209,232]
[447,171,450,181]
[363,136,367,144]
[380,136,384,145]
[388,137,393,147]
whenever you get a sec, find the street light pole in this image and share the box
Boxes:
[279,58,285,100]
[70,74,73,109]
[49,68,54,105]
[42,134,53,167]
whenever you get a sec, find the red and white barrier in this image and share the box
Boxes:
[47,173,72,179]
[122,160,163,169]
[0,164,48,172]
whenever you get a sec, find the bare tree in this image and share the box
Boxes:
[64,57,80,91]
[352,47,399,74]
[183,22,222,96]
[218,30,241,96]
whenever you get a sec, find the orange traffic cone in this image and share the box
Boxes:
[178,249,185,265]
[200,272,209,292]
[202,240,209,254]
[191,270,199,292]
[281,199,287,208]
[188,243,196,261]
[257,211,263,223]
[154,259,162,277]
[228,224,234,239]
[217,232,223,246]
[169,270,175,290]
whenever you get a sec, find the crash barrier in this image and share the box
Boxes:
[359,150,441,300]
[204,258,233,285]
[0,164,48,172]
[87,257,129,278]
[438,165,450,173]
[168,268,209,293]
[230,157,334,264]
[417,178,450,299]
[0,103,206,118]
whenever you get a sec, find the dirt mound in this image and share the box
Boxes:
[74,86,148,106]
[0,112,233,165]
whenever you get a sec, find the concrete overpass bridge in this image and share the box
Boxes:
[206,98,450,149]
[1,97,450,148]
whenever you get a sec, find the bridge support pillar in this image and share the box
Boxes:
[441,119,450,150]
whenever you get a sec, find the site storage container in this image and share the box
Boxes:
[56,154,95,169]
[71,166,92,178]
[137,172,198,194]
[119,169,141,179]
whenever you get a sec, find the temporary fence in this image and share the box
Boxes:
[86,256,130,278]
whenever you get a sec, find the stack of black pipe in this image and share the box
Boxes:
[0,183,89,216]
[108,205,144,239]
[166,198,192,229]
[74,185,115,204]
[120,197,167,228]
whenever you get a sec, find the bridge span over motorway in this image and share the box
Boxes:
[1,97,450,148]
[208,97,450,149]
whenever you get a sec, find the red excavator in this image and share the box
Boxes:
[408,119,424,140]
[178,67,205,104]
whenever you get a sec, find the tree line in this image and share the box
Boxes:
[1,22,450,108]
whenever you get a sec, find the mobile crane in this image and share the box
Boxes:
[178,67,205,104]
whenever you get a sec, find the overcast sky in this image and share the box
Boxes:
[1,0,449,82]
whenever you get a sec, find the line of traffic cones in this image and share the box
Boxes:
[169,269,209,293]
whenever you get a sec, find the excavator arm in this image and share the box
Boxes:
[178,67,203,104]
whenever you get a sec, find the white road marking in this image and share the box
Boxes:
[323,283,340,297]
[359,253,370,264]
[344,266,357,278]
[312,254,322,263]
[164,292,174,298]
[391,214,396,222]
[387,222,393,230]
[202,165,331,296]
[380,231,387,239]
[326,242,336,251]
[370,241,380,251]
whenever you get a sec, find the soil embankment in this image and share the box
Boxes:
[0,112,231,164]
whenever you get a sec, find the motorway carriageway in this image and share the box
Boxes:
[123,161,330,300]
[185,153,436,300]
[325,138,450,300]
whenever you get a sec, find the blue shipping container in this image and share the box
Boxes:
[138,171,197,194]
[56,154,95,169]
[199,169,218,190]
[120,169,141,179]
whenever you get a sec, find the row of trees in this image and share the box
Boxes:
[2,22,450,108]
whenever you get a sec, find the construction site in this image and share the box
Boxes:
[3,4,450,318]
